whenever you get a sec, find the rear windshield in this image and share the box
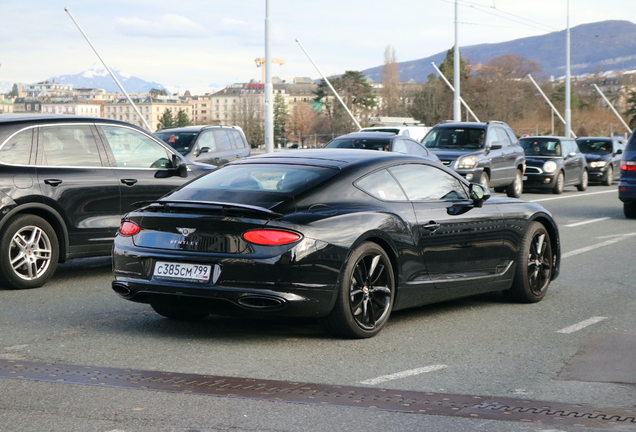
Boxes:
[167,163,338,208]
[155,131,197,154]
[325,137,391,151]
[422,127,486,149]
[576,139,611,155]
[520,138,563,156]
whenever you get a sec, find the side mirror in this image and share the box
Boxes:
[172,154,188,178]
[616,149,623,155]
[489,141,502,150]
[199,147,211,154]
[568,151,577,158]
[469,183,490,207]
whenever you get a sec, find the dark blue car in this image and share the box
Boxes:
[619,132,636,218]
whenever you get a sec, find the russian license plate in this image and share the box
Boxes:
[153,261,212,283]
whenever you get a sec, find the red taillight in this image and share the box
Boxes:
[242,229,301,245]
[119,221,141,236]
[620,161,636,171]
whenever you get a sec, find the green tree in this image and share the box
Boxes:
[409,74,449,125]
[438,47,469,86]
[158,108,175,130]
[7,84,18,98]
[150,88,168,96]
[273,94,288,147]
[624,90,636,128]
[175,109,192,127]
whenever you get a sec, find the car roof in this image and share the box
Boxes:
[575,137,615,141]
[520,136,573,140]
[334,132,397,139]
[0,113,128,126]
[433,122,488,128]
[157,125,239,133]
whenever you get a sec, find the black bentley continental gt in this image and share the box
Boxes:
[112,150,561,338]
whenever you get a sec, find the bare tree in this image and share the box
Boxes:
[231,95,264,147]
[286,102,317,147]
[381,45,401,116]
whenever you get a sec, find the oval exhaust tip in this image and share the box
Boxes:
[111,282,131,296]
[237,296,285,309]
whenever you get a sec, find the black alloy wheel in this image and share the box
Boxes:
[150,303,209,320]
[602,165,613,186]
[552,172,564,194]
[506,169,523,198]
[322,242,395,338]
[576,169,588,191]
[504,221,552,303]
[0,214,59,289]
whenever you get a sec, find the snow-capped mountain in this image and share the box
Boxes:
[46,64,166,93]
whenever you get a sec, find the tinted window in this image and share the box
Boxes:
[0,129,33,165]
[356,169,407,201]
[101,125,171,168]
[213,130,233,151]
[520,138,563,157]
[576,139,612,155]
[325,137,391,151]
[38,125,102,167]
[389,164,468,201]
[155,131,197,154]
[422,127,485,149]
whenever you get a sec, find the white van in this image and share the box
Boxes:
[359,125,431,142]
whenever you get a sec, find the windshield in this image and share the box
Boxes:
[167,163,338,208]
[155,131,198,154]
[520,138,562,157]
[576,139,611,155]
[324,137,391,151]
[422,127,485,149]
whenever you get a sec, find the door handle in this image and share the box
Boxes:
[423,221,441,232]
[120,179,138,186]
[44,179,62,187]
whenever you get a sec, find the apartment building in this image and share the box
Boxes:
[41,97,102,117]
[103,96,193,131]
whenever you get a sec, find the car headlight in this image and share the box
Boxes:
[589,161,607,168]
[543,161,558,173]
[457,156,477,169]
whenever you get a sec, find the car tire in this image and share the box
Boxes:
[624,202,636,219]
[478,172,490,191]
[503,221,553,303]
[552,172,564,194]
[321,242,395,339]
[602,166,613,186]
[506,169,523,198]
[0,214,59,290]
[493,187,505,193]
[150,303,209,320]
[576,169,588,191]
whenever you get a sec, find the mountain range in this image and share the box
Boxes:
[362,20,636,82]
[46,64,166,93]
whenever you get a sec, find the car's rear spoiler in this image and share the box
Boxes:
[132,200,282,217]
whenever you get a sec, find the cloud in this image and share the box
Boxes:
[116,14,205,38]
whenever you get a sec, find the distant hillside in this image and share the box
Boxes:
[363,20,636,82]
[46,64,166,93]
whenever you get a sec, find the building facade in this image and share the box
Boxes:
[103,96,193,131]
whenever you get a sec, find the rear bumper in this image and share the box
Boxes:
[618,177,636,202]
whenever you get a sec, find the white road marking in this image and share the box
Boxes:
[564,217,611,227]
[360,365,448,385]
[529,189,617,203]
[557,317,608,334]
[562,232,636,258]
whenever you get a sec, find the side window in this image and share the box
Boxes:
[38,125,102,167]
[393,139,408,154]
[197,132,217,152]
[485,128,498,147]
[565,140,577,155]
[100,125,171,169]
[495,128,512,147]
[404,140,429,157]
[504,127,519,145]
[212,130,233,151]
[355,169,407,201]
[0,129,33,165]
[389,164,469,201]
[230,130,246,149]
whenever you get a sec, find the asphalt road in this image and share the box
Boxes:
[1,183,635,432]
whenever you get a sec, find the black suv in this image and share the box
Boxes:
[421,121,525,197]
[155,125,250,167]
[0,114,214,289]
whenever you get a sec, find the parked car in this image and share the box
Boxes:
[323,132,440,162]
[359,125,431,142]
[619,132,636,218]
[111,149,560,339]
[0,114,214,290]
[155,125,250,167]
[576,136,625,186]
[421,121,525,198]
[520,136,588,194]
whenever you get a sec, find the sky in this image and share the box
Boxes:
[1,0,634,95]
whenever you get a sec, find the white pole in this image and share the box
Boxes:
[296,39,361,130]
[264,0,274,153]
[527,74,576,137]
[453,0,461,122]
[431,62,479,122]
[64,7,152,131]
[564,0,571,137]
[593,84,632,135]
